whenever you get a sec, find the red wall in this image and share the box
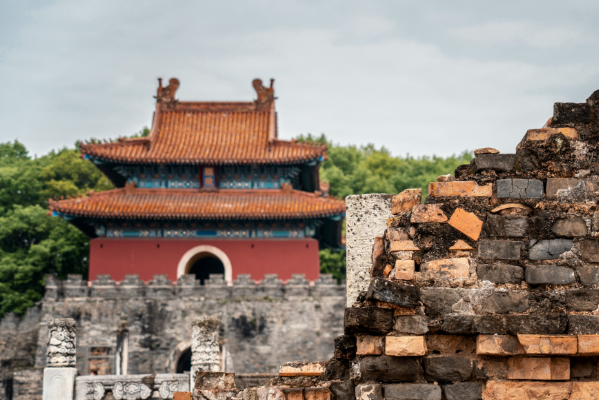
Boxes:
[89,238,320,282]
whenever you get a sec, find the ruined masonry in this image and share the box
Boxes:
[191,89,599,399]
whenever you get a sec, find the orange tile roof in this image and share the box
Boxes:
[49,188,345,220]
[79,80,327,165]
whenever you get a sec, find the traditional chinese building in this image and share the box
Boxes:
[49,78,345,283]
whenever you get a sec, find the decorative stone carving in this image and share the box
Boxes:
[85,382,105,400]
[159,381,179,399]
[113,382,152,400]
[191,317,221,373]
[46,318,77,367]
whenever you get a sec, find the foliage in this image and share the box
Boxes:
[297,134,474,281]
[0,141,112,317]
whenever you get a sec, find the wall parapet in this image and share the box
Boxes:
[74,373,189,400]
[44,273,345,300]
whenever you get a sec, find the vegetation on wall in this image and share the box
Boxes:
[0,131,471,317]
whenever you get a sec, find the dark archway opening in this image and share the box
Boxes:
[188,255,225,285]
[176,348,192,373]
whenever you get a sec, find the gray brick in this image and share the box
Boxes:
[566,290,599,311]
[529,239,573,260]
[568,315,599,334]
[366,278,420,308]
[443,382,483,400]
[423,356,472,382]
[394,316,429,334]
[525,265,575,285]
[506,314,568,334]
[384,384,441,400]
[551,218,588,237]
[478,240,523,260]
[484,215,528,237]
[497,179,543,199]
[579,265,599,286]
[482,292,529,314]
[473,154,515,172]
[420,289,461,315]
[477,263,524,283]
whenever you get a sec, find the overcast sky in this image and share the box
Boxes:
[1,1,598,158]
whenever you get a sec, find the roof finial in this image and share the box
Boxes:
[253,78,275,110]
[155,77,180,106]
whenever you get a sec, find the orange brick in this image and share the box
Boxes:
[356,335,384,355]
[410,204,448,223]
[428,181,492,198]
[283,389,304,400]
[385,336,427,356]
[395,260,415,280]
[507,357,570,380]
[304,388,330,400]
[577,335,599,355]
[389,240,420,251]
[517,335,577,355]
[421,258,470,280]
[392,189,422,214]
[383,264,393,277]
[448,208,483,241]
[372,236,384,263]
[449,239,473,251]
[476,335,523,356]
[516,127,578,151]
[174,393,193,400]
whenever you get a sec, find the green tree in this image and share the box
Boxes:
[297,134,473,281]
[0,141,111,317]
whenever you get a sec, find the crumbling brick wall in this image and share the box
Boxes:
[333,89,599,399]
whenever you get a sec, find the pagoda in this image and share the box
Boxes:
[49,78,345,284]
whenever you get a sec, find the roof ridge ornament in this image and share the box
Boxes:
[253,78,275,111]
[155,77,180,107]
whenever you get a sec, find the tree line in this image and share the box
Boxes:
[0,133,471,317]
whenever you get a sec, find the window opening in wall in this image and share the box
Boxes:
[88,346,113,375]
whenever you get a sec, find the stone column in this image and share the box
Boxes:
[345,194,393,307]
[190,317,220,387]
[115,314,129,375]
[43,318,77,400]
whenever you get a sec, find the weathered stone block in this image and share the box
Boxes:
[392,189,422,214]
[384,384,441,400]
[421,258,470,280]
[355,384,381,400]
[570,358,594,378]
[551,218,588,237]
[525,265,575,285]
[330,381,354,400]
[420,289,460,315]
[546,178,580,197]
[395,260,415,280]
[580,239,599,262]
[42,368,77,400]
[497,179,543,199]
[568,315,599,334]
[448,208,483,240]
[334,335,357,360]
[577,335,599,355]
[517,335,577,355]
[553,102,592,124]
[482,292,529,314]
[440,315,477,334]
[580,265,599,286]
[517,127,578,150]
[443,382,483,400]
[195,372,236,390]
[478,240,523,260]
[357,356,420,382]
[344,307,394,335]
[506,314,568,335]
[507,357,570,380]
[476,335,522,355]
[410,204,448,223]
[366,278,420,308]
[473,154,515,172]
[477,263,524,283]
[394,316,428,335]
[356,336,384,356]
[428,181,492,197]
[385,336,427,357]
[529,239,573,260]
[484,215,528,237]
[566,290,599,311]
[283,389,304,400]
[475,315,507,334]
[423,356,472,382]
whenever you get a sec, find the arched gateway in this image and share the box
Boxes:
[177,245,232,284]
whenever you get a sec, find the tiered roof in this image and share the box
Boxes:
[49,186,345,220]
